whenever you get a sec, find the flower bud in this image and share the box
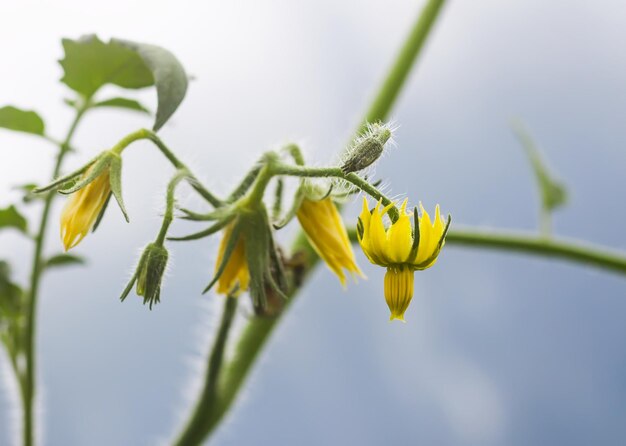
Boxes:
[121,243,169,309]
[340,122,393,174]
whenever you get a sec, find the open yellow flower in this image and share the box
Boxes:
[60,167,111,251]
[357,197,450,321]
[215,222,250,296]
[297,197,363,286]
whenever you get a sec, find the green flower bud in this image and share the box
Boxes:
[121,243,169,309]
[340,122,393,174]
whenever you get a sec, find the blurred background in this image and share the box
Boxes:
[2,0,626,444]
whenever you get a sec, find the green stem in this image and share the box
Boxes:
[174,296,238,446]
[359,0,446,131]
[145,132,223,207]
[172,1,448,443]
[22,103,88,446]
[155,169,189,246]
[444,228,626,274]
[110,128,223,207]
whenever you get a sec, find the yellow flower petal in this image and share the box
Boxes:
[297,197,362,286]
[60,168,111,251]
[386,198,412,263]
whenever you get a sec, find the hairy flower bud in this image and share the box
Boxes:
[340,122,393,174]
[121,243,169,309]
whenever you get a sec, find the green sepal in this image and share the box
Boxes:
[265,215,289,299]
[108,153,129,222]
[407,206,421,263]
[92,192,112,233]
[273,187,305,230]
[168,214,235,241]
[178,205,234,222]
[33,154,100,193]
[203,220,242,294]
[120,245,149,302]
[242,211,271,307]
[58,152,112,195]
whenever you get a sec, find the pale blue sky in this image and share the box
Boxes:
[2,1,626,445]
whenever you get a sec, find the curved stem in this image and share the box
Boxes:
[172,1,448,443]
[155,169,189,246]
[109,128,223,207]
[23,103,88,446]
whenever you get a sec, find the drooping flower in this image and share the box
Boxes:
[357,197,450,321]
[60,166,111,251]
[214,221,250,296]
[297,197,363,286]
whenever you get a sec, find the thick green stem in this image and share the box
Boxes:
[445,228,626,274]
[359,0,446,131]
[22,103,88,446]
[172,1,448,444]
[174,297,238,446]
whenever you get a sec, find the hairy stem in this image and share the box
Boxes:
[171,1,448,443]
[174,296,238,446]
[155,169,189,246]
[22,103,88,446]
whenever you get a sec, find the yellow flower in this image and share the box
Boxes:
[297,197,363,286]
[215,222,250,296]
[60,167,111,251]
[357,197,450,321]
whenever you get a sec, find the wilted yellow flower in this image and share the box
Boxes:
[297,197,363,286]
[60,167,111,251]
[215,222,250,296]
[357,197,450,321]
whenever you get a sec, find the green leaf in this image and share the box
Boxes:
[512,120,568,212]
[0,206,27,234]
[112,39,189,131]
[94,97,150,114]
[0,106,45,135]
[45,253,86,269]
[60,35,154,98]
[0,261,22,318]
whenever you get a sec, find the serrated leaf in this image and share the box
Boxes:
[112,39,188,131]
[45,254,86,269]
[94,97,150,114]
[0,206,27,234]
[59,35,154,98]
[0,106,45,135]
[512,121,568,212]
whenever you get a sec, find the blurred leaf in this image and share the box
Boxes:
[45,253,86,269]
[0,261,22,318]
[14,183,44,204]
[0,106,45,135]
[112,39,189,131]
[59,35,154,98]
[512,120,567,212]
[0,205,27,234]
[93,97,150,114]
